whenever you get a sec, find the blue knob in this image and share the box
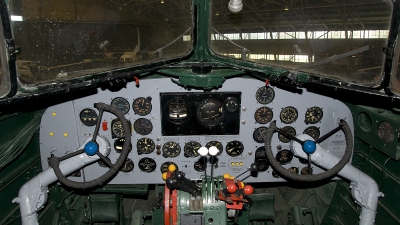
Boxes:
[84,141,99,156]
[302,140,316,154]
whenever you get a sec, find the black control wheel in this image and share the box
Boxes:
[49,102,131,189]
[264,120,353,182]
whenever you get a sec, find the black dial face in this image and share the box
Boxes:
[253,127,268,143]
[280,106,298,124]
[378,122,395,143]
[205,141,223,156]
[272,170,280,178]
[132,97,152,116]
[303,126,320,140]
[114,138,132,153]
[80,108,98,126]
[197,99,224,126]
[121,158,134,172]
[160,162,179,173]
[255,146,269,172]
[167,99,188,120]
[301,166,313,175]
[305,107,323,124]
[275,150,294,165]
[162,141,181,158]
[111,120,125,138]
[137,138,155,155]
[226,141,244,157]
[254,107,273,124]
[278,126,296,143]
[134,118,153,135]
[224,97,240,112]
[255,86,275,104]
[288,167,299,174]
[299,158,308,164]
[194,160,206,172]
[138,158,157,173]
[111,97,130,115]
[184,141,201,158]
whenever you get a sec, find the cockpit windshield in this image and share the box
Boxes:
[211,0,392,86]
[9,0,193,85]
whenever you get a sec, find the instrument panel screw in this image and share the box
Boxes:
[241,120,246,124]
[248,151,252,155]
[242,107,247,111]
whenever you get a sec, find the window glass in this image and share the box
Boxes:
[0,16,10,97]
[211,0,392,86]
[9,0,192,85]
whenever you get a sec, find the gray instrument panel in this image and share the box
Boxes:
[39,77,353,184]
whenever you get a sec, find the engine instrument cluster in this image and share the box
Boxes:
[39,77,353,184]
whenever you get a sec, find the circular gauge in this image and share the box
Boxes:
[79,108,98,126]
[114,138,132,153]
[378,122,395,143]
[275,149,293,165]
[205,141,223,156]
[278,126,296,143]
[255,146,269,172]
[138,158,157,173]
[134,118,153,135]
[98,157,111,168]
[137,138,155,155]
[255,86,275,104]
[111,97,130,115]
[194,161,206,172]
[167,99,188,120]
[184,141,201,158]
[121,158,134,172]
[357,112,372,132]
[224,97,240,112]
[272,170,280,178]
[280,106,298,124]
[303,126,320,140]
[197,99,225,126]
[111,120,125,138]
[301,166,313,175]
[253,127,268,143]
[162,141,181,158]
[160,162,179,173]
[254,107,273,124]
[132,97,152,116]
[304,107,323,124]
[288,167,299,174]
[226,141,244,157]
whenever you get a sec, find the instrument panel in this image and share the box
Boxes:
[39,77,353,184]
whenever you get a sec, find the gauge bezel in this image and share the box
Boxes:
[254,107,273,124]
[79,108,98,126]
[137,137,155,155]
[225,140,244,157]
[303,126,320,140]
[134,118,153,135]
[224,97,240,112]
[275,149,294,165]
[205,141,223,156]
[132,97,152,116]
[184,141,201,157]
[160,162,179,173]
[114,138,132,153]
[121,158,134,172]
[111,97,130,115]
[196,99,225,126]
[304,106,323,124]
[280,106,298,124]
[253,127,268,143]
[255,86,275,104]
[278,126,296,143]
[138,157,157,173]
[162,141,181,158]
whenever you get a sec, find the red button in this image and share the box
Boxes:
[227,184,238,194]
[243,185,254,195]
[102,121,108,131]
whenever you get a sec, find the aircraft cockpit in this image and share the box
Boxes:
[0,1,399,225]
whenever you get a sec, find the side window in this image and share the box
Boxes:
[0,12,10,97]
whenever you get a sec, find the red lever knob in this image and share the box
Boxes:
[227,183,238,194]
[243,185,254,195]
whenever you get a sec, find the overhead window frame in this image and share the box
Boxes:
[0,0,17,99]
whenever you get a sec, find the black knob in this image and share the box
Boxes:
[166,178,178,189]
[250,163,259,172]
